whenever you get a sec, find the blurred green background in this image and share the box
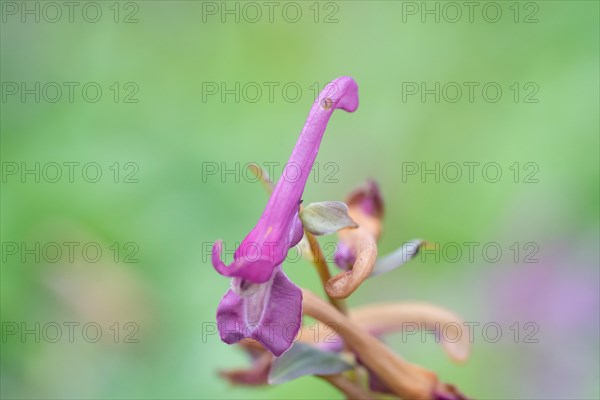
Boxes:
[1,1,598,398]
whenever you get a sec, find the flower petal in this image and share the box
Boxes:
[299,201,358,236]
[346,179,384,219]
[258,76,358,233]
[217,266,302,356]
[268,342,353,385]
[371,239,425,277]
[350,302,471,364]
[288,212,304,247]
[302,289,446,399]
[297,324,345,353]
[333,241,355,271]
[213,77,360,285]
[211,240,275,283]
[326,234,377,299]
[325,181,383,298]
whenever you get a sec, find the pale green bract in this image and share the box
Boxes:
[268,342,353,385]
[299,201,358,236]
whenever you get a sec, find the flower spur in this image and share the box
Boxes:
[212,76,359,355]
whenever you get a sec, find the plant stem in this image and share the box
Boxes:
[304,231,348,314]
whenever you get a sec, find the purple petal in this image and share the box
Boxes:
[316,336,345,353]
[288,213,304,248]
[265,77,358,226]
[217,266,302,356]
[334,241,356,271]
[212,77,359,284]
[346,179,384,219]
[212,240,275,283]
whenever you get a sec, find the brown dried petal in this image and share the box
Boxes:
[351,303,471,363]
[302,289,442,400]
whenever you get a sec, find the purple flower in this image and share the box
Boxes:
[327,179,424,299]
[212,76,359,356]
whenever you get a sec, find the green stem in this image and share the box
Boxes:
[304,231,347,315]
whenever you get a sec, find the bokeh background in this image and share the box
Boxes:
[1,1,598,398]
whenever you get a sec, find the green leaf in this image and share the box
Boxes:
[268,342,353,385]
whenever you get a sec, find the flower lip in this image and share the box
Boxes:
[217,266,303,356]
[212,240,282,284]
